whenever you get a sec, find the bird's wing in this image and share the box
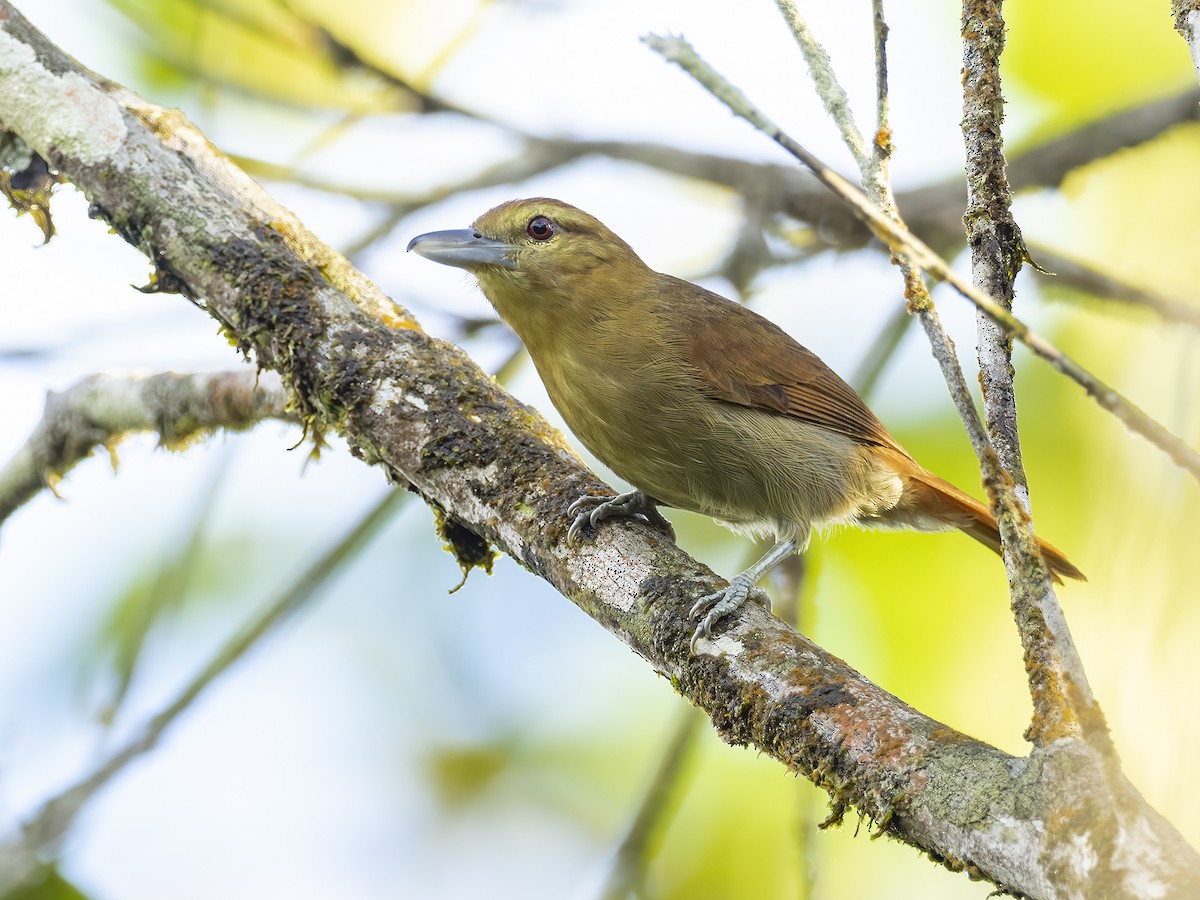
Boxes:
[672,277,903,452]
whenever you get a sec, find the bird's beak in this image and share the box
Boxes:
[407,229,518,270]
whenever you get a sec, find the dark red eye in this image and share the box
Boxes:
[526,216,555,241]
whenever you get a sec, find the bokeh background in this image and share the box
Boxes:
[2,0,1199,897]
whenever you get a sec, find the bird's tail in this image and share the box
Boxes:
[878,450,1085,583]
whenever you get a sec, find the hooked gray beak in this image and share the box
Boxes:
[407,229,518,270]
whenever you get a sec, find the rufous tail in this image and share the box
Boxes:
[882,451,1085,583]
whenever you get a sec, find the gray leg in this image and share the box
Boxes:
[689,538,800,652]
[567,490,676,543]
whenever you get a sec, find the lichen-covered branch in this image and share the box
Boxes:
[774,0,872,182]
[960,0,1104,751]
[0,369,293,528]
[2,5,1199,896]
[962,0,1025,487]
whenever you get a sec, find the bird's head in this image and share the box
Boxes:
[407,198,655,331]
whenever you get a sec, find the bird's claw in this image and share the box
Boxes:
[567,495,610,544]
[689,578,771,653]
[565,491,675,544]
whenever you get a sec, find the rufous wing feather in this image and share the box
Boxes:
[674,277,896,448]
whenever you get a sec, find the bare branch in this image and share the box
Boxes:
[870,0,893,185]
[774,0,872,182]
[960,0,1101,748]
[0,370,293,528]
[648,13,1096,757]
[1008,89,1200,187]
[237,87,1200,270]
[760,3,1000,498]
[907,87,1200,252]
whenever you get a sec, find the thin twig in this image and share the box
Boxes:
[0,488,407,886]
[651,10,1098,754]
[100,455,230,727]
[235,88,1200,273]
[0,370,294,529]
[960,0,1102,747]
[642,33,1200,484]
[645,25,1107,747]
[871,0,891,183]
[773,0,871,182]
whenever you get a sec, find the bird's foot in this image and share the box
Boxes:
[566,490,675,544]
[689,577,772,653]
[687,537,800,653]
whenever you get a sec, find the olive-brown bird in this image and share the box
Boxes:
[408,198,1083,649]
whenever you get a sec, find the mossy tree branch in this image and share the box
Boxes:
[0,370,293,528]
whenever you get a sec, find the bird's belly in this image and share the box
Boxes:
[559,385,901,537]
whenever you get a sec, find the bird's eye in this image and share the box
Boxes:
[526,216,555,241]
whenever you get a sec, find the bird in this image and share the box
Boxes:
[407,198,1084,650]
